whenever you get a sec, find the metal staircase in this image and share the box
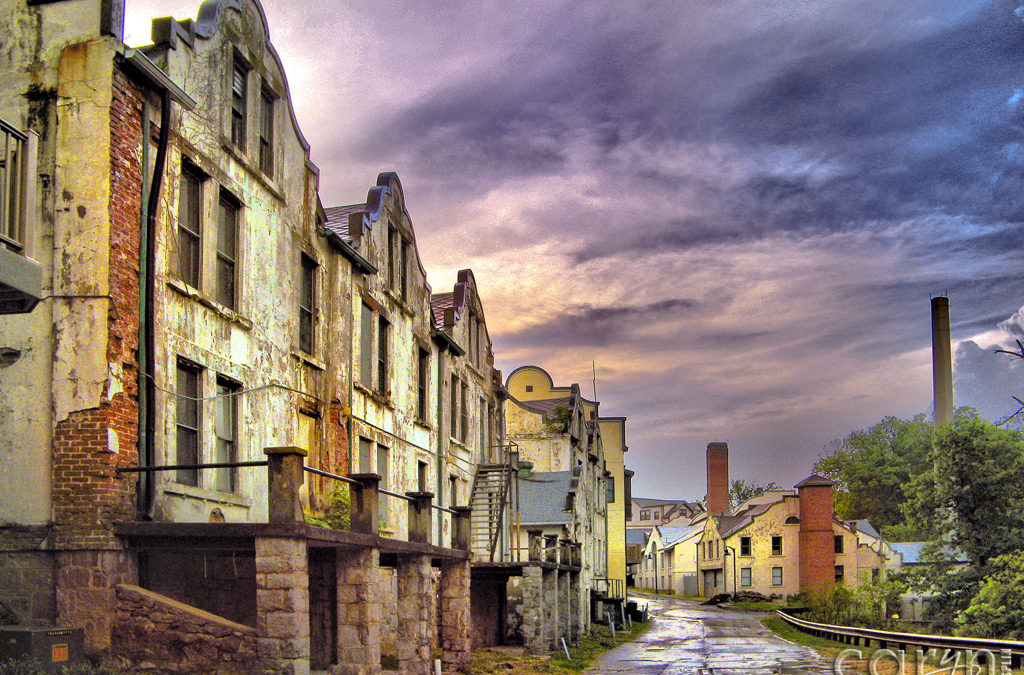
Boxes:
[468,461,514,560]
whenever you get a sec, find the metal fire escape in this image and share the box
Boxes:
[468,443,518,561]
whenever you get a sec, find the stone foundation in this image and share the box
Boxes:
[0,527,56,626]
[335,547,381,675]
[56,549,136,654]
[396,555,432,675]
[113,584,257,674]
[255,537,309,675]
[438,560,470,673]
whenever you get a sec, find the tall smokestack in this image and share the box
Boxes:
[706,442,729,514]
[931,296,953,427]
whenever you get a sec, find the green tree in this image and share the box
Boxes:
[903,414,1024,629]
[729,478,781,507]
[813,414,933,536]
[956,551,1024,638]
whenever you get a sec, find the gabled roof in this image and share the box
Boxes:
[716,502,775,539]
[850,519,881,539]
[625,528,649,546]
[430,292,454,330]
[794,473,834,488]
[661,525,704,547]
[323,203,365,242]
[633,497,697,508]
[516,396,573,419]
[519,471,574,526]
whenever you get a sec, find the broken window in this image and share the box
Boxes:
[376,315,389,395]
[771,535,783,556]
[299,255,316,353]
[231,59,247,150]
[740,536,751,557]
[359,303,373,385]
[177,163,202,288]
[259,87,274,176]
[835,565,845,582]
[834,534,844,554]
[216,191,238,309]
[215,377,240,492]
[175,358,202,486]
[417,348,430,421]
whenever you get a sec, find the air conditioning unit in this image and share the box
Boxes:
[0,627,84,673]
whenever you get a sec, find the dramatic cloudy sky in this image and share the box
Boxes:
[125,1,1024,500]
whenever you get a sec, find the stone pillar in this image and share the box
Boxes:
[335,547,381,675]
[569,572,581,644]
[439,560,471,674]
[544,535,558,564]
[396,555,432,674]
[558,572,570,644]
[255,537,310,675]
[521,565,547,654]
[451,506,472,552]
[349,473,381,535]
[265,446,308,525]
[406,492,433,544]
[543,566,558,650]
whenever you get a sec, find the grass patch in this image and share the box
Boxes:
[761,616,849,656]
[630,587,676,597]
[470,621,650,674]
[728,601,782,612]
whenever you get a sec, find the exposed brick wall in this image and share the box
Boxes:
[113,584,258,675]
[798,484,835,595]
[50,65,144,551]
[706,442,729,515]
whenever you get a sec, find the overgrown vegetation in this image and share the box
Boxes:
[799,580,905,630]
[0,658,121,675]
[729,479,781,507]
[543,405,571,434]
[304,483,351,530]
[469,621,649,674]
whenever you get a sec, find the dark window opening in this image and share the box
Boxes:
[231,61,247,149]
[177,165,202,288]
[299,255,316,353]
[175,359,201,486]
[216,192,238,309]
[740,536,751,557]
[771,536,782,556]
[259,89,274,176]
[215,377,239,492]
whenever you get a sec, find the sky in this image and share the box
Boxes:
[124,0,1024,501]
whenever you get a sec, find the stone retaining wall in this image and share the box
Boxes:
[113,584,258,674]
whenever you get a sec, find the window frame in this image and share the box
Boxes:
[834,534,844,554]
[771,535,783,556]
[258,86,275,177]
[175,358,202,487]
[740,567,752,587]
[231,58,248,150]
[376,315,389,395]
[299,255,317,354]
[416,347,430,422]
[771,566,783,586]
[740,536,751,557]
[359,303,374,386]
[459,381,468,443]
[0,119,28,253]
[176,162,203,288]
[450,374,459,439]
[215,190,239,309]
[214,376,240,493]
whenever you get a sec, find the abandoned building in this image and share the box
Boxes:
[0,1,625,673]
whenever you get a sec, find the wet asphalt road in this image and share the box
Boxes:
[587,595,834,675]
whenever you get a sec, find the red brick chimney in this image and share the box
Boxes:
[706,442,729,515]
[795,474,835,595]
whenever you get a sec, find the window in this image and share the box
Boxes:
[835,565,845,582]
[834,535,844,554]
[459,382,468,443]
[606,475,615,503]
[740,567,751,587]
[259,88,274,176]
[177,164,202,287]
[299,255,316,353]
[358,437,373,474]
[215,377,239,492]
[416,348,430,421]
[449,374,459,438]
[231,60,247,149]
[376,445,389,519]
[468,318,476,366]
[400,242,409,300]
[0,119,28,252]
[872,568,880,581]
[175,359,201,486]
[771,566,783,586]
[771,536,783,556]
[376,316,389,394]
[478,397,487,458]
[417,460,429,493]
[216,192,238,309]
[525,385,533,392]
[449,474,458,506]
[360,303,374,385]
[640,510,649,520]
[387,225,397,290]
[740,536,751,557]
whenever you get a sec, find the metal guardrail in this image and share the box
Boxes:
[303,465,457,514]
[776,610,1024,666]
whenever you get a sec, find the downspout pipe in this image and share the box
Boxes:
[141,89,171,518]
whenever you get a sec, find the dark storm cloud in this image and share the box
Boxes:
[497,298,696,349]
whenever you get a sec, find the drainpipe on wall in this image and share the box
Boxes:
[435,345,445,545]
